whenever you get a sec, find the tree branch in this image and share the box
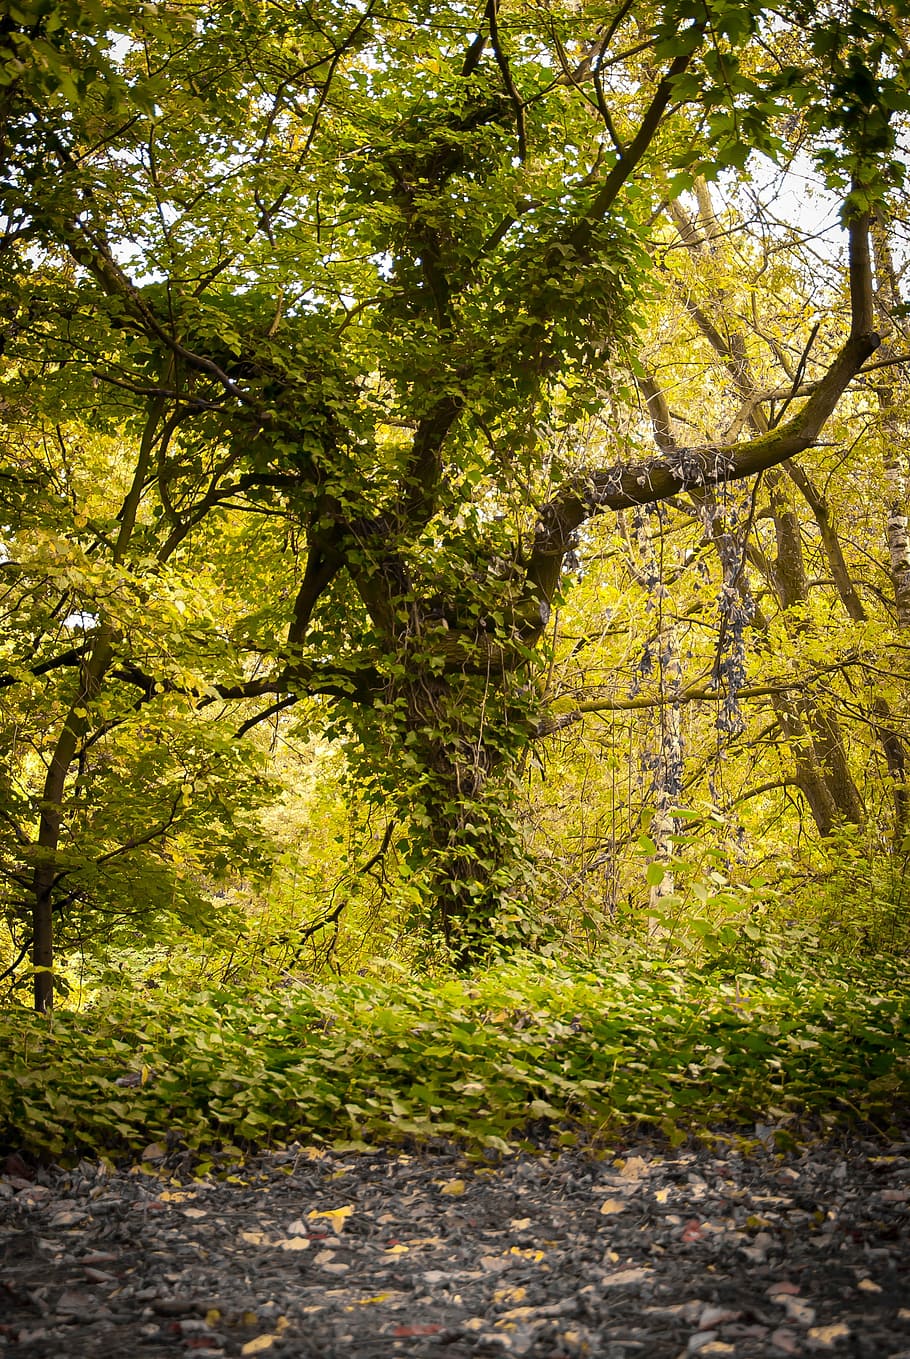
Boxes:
[533,661,863,737]
[486,0,527,161]
[569,42,700,255]
[527,211,880,606]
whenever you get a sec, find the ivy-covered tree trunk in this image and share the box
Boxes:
[407,744,532,965]
[346,635,541,964]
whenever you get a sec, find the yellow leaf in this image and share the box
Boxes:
[385,1243,408,1255]
[357,1294,393,1305]
[308,1205,353,1233]
[241,1338,276,1355]
[508,1246,544,1261]
[205,1310,221,1326]
[807,1324,850,1345]
[439,1179,466,1196]
[492,1286,526,1304]
[240,1231,269,1246]
[599,1198,627,1216]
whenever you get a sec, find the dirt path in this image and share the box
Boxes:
[2,1131,909,1357]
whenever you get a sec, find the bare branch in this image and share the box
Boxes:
[486,0,527,161]
[527,211,880,607]
[533,659,864,737]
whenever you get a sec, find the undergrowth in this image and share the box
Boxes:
[1,952,908,1167]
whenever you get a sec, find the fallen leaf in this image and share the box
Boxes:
[618,1156,648,1179]
[49,1210,88,1227]
[768,1282,801,1297]
[286,1218,309,1234]
[182,1208,208,1220]
[83,1267,116,1284]
[392,1324,443,1337]
[480,1254,511,1272]
[141,1143,166,1162]
[699,1306,741,1329]
[807,1322,850,1347]
[385,1243,409,1255]
[782,1296,816,1327]
[438,1178,466,1196]
[277,1236,310,1251]
[600,1198,627,1216]
[856,1278,881,1293]
[55,1290,93,1314]
[643,1301,703,1323]
[769,1331,800,1357]
[493,1286,527,1304]
[510,1217,532,1230]
[508,1246,545,1261]
[600,1268,653,1288]
[498,1306,537,1322]
[241,1338,276,1355]
[240,1230,270,1246]
[308,1205,353,1233]
[159,1191,194,1204]
[3,1153,34,1180]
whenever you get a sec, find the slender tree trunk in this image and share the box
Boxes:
[667,192,867,837]
[31,632,113,1011]
[628,506,683,918]
[872,216,910,629]
[29,381,170,1010]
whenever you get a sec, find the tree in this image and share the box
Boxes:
[2,0,906,1004]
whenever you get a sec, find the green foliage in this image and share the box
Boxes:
[1,952,907,1163]
[3,0,910,990]
[769,827,910,959]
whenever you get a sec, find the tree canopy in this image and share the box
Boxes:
[2,0,910,1007]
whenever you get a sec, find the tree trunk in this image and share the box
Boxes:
[28,382,169,1010]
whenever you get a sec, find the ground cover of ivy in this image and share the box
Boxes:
[1,953,908,1166]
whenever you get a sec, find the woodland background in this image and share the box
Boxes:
[1,0,910,1157]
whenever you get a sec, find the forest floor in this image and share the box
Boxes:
[1,1129,909,1359]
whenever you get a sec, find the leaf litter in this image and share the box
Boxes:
[1,1130,909,1357]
